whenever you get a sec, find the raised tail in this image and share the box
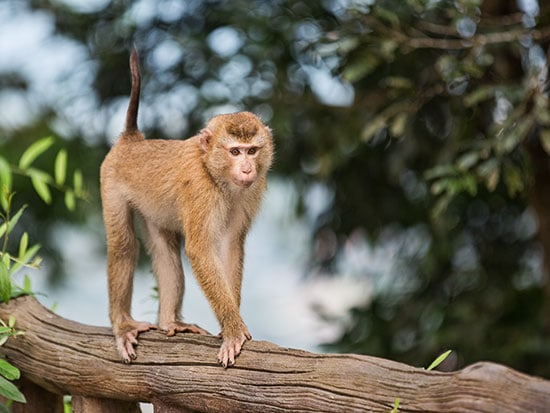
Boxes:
[121,45,143,140]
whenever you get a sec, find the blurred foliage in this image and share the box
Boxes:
[0,0,549,377]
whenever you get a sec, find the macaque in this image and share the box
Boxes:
[100,47,273,368]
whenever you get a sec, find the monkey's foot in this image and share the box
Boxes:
[217,328,252,368]
[115,320,157,363]
[163,321,210,337]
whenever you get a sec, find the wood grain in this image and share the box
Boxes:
[1,296,549,413]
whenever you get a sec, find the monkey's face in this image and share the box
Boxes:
[226,144,261,188]
[199,113,273,189]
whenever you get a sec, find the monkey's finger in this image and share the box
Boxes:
[134,322,158,333]
[228,347,236,367]
[119,342,136,363]
[218,348,230,368]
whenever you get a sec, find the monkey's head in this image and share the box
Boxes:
[200,112,273,189]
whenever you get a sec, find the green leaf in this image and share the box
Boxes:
[0,157,11,192]
[390,398,401,413]
[10,243,40,275]
[18,233,28,258]
[29,170,52,204]
[0,375,26,403]
[424,164,456,180]
[376,7,399,27]
[8,316,15,329]
[73,170,83,195]
[343,54,381,83]
[427,350,452,371]
[384,77,413,90]
[462,174,477,196]
[430,178,453,196]
[64,190,75,212]
[0,261,11,303]
[361,114,387,142]
[0,189,9,216]
[18,136,55,170]
[0,359,20,381]
[464,85,496,107]
[54,149,68,186]
[477,159,500,192]
[0,254,9,270]
[22,275,31,292]
[0,206,26,240]
[390,113,407,137]
[456,152,479,171]
[503,162,525,197]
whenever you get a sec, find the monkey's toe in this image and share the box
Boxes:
[114,320,157,363]
[164,321,210,337]
[217,334,249,368]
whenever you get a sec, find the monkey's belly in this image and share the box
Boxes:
[132,198,182,232]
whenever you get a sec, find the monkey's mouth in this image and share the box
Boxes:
[234,179,254,188]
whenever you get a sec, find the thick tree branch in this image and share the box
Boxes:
[0,296,549,413]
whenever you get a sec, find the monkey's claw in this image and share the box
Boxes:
[115,321,157,363]
[217,330,251,368]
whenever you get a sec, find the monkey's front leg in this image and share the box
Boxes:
[186,242,251,368]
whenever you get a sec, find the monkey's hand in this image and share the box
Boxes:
[217,326,252,368]
[115,320,157,363]
[163,321,210,337]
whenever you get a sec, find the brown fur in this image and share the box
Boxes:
[100,46,273,367]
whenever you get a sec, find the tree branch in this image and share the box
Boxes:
[0,296,549,413]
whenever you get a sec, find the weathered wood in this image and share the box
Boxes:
[0,296,549,413]
[10,376,63,413]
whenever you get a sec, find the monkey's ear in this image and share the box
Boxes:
[199,129,213,152]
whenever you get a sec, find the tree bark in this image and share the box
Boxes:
[10,376,63,413]
[0,296,549,413]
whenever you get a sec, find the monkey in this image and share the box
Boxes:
[100,46,273,368]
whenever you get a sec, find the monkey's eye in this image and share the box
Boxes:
[229,148,241,156]
[247,147,257,155]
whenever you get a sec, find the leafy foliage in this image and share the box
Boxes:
[0,316,25,409]
[0,136,85,408]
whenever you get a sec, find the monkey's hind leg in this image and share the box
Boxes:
[144,222,209,337]
[103,193,157,362]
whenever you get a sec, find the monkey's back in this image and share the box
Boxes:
[100,136,207,232]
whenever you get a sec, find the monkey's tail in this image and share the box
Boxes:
[124,45,142,138]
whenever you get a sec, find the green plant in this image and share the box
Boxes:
[426,350,453,371]
[388,351,453,412]
[0,316,25,410]
[0,136,85,409]
[0,136,85,212]
[389,397,400,413]
[63,395,72,412]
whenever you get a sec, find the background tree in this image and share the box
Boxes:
[0,0,548,377]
